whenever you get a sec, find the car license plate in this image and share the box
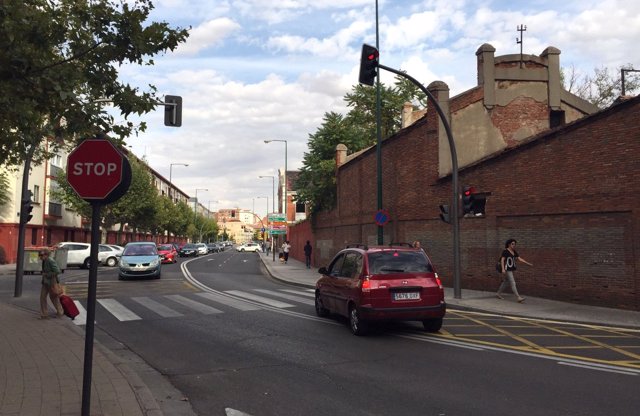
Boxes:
[393,292,420,301]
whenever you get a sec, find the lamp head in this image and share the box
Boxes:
[264,140,271,143]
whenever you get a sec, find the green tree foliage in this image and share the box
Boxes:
[296,77,427,214]
[0,1,188,166]
[562,64,639,109]
[0,171,10,207]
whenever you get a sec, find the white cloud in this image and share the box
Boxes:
[175,18,242,56]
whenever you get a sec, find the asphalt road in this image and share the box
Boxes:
[22,250,639,416]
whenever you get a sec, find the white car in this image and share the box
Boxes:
[195,243,209,255]
[235,242,262,252]
[99,244,124,267]
[56,242,111,269]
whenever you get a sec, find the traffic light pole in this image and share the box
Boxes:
[378,64,462,298]
[14,144,36,298]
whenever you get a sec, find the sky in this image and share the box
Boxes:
[115,0,640,219]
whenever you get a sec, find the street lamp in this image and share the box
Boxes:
[169,163,188,201]
[258,175,275,213]
[264,140,287,221]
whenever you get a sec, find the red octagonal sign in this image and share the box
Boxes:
[67,139,124,200]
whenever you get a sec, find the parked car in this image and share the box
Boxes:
[118,242,161,280]
[56,242,110,269]
[178,243,199,257]
[99,244,123,267]
[157,244,178,264]
[235,242,262,252]
[206,243,220,253]
[315,243,446,335]
[195,243,208,255]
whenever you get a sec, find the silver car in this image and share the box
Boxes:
[118,242,161,280]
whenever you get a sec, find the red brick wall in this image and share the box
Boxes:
[289,97,640,311]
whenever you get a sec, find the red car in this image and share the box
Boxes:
[157,244,178,264]
[315,243,446,335]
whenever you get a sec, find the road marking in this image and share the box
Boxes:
[557,361,638,376]
[225,290,295,308]
[97,299,142,321]
[254,289,314,305]
[280,289,315,297]
[195,292,262,311]
[73,301,87,326]
[132,297,183,318]
[165,294,223,314]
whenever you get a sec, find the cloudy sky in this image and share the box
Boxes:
[117,0,639,218]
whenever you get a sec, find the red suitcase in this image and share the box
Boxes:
[59,294,80,320]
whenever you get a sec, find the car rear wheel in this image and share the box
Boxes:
[82,258,91,269]
[422,318,443,332]
[106,257,117,267]
[315,293,329,317]
[348,305,368,336]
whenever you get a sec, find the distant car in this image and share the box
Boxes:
[195,243,208,255]
[99,244,123,267]
[206,243,220,253]
[157,244,178,264]
[315,243,446,335]
[118,242,161,280]
[178,243,199,257]
[236,242,262,252]
[56,242,111,269]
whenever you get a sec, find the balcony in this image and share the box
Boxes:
[48,202,62,217]
[49,164,63,178]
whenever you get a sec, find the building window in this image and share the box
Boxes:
[33,185,40,203]
[295,202,305,214]
[31,228,38,245]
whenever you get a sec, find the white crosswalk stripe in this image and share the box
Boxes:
[97,299,142,321]
[73,301,87,326]
[132,297,183,318]
[225,290,295,308]
[75,288,315,324]
[165,294,223,314]
[195,292,262,311]
[253,289,314,305]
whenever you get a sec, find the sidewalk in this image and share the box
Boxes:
[0,264,189,416]
[259,253,640,330]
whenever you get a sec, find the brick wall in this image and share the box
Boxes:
[289,96,640,311]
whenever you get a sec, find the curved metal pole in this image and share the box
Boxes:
[378,64,462,298]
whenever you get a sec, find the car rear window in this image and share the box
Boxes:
[367,251,434,274]
[158,245,172,250]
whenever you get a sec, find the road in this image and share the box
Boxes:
[58,250,640,416]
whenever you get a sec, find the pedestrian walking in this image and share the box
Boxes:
[282,240,291,264]
[39,249,64,319]
[497,239,533,303]
[303,240,312,269]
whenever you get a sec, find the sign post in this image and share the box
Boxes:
[67,138,131,416]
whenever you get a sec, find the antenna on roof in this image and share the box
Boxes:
[516,24,527,68]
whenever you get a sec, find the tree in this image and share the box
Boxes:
[562,64,639,108]
[52,154,160,239]
[0,1,189,166]
[0,172,10,207]
[296,77,426,214]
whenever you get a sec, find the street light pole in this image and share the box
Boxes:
[264,140,287,221]
[169,163,188,200]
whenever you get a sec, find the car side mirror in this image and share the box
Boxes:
[318,267,328,274]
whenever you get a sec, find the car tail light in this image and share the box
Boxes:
[361,277,371,293]
[434,273,443,289]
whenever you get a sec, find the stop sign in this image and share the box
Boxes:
[67,139,127,201]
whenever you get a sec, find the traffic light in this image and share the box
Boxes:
[358,44,379,86]
[21,190,34,223]
[164,95,182,127]
[462,186,488,217]
[462,186,474,215]
[439,204,451,224]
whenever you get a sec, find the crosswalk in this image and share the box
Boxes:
[70,287,316,326]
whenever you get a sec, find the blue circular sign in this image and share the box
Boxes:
[374,209,390,226]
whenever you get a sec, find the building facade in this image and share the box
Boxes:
[288,44,639,311]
